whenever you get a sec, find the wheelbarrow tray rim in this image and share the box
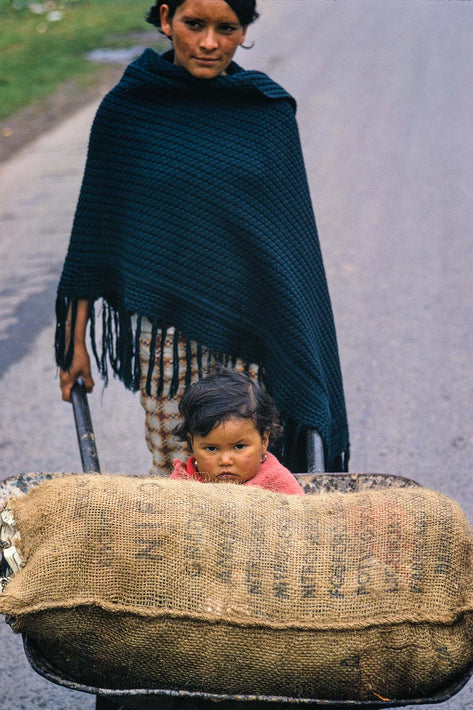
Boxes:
[22,635,473,708]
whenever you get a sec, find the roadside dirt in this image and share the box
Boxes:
[0,63,125,164]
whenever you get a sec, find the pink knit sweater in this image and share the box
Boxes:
[171,453,304,495]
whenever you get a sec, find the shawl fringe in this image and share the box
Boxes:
[56,297,349,473]
[55,297,266,400]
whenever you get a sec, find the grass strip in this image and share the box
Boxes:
[0,0,161,120]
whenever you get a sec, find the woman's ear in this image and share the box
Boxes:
[160,4,173,38]
[239,26,249,46]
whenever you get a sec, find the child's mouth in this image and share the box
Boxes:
[216,472,240,482]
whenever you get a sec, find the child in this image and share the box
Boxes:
[171,364,304,495]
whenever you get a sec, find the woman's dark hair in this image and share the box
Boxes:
[174,363,282,443]
[146,0,259,29]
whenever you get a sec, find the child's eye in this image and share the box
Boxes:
[205,446,218,452]
[234,444,247,450]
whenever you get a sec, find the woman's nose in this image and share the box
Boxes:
[199,29,218,51]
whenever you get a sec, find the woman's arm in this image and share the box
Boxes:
[59,298,95,402]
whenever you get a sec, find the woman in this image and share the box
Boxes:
[56,0,349,473]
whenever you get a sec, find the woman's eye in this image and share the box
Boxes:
[185,19,203,29]
[219,24,239,33]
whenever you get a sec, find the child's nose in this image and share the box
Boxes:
[219,450,233,465]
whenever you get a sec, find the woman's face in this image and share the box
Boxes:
[160,0,248,79]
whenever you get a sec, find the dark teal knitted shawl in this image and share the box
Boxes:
[56,49,349,471]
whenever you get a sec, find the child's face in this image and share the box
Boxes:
[191,416,269,484]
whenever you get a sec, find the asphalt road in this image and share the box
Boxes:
[1,1,472,708]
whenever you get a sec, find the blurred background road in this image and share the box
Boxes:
[1,1,472,708]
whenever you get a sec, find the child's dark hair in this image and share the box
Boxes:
[174,363,282,442]
[146,0,259,30]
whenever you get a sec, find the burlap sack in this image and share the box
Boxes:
[1,474,472,701]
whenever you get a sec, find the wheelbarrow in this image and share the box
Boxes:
[2,381,473,710]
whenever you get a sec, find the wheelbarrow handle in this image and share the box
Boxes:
[71,378,101,474]
[306,429,325,473]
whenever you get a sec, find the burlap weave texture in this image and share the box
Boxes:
[1,474,473,700]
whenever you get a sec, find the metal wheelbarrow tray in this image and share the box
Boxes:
[3,382,472,709]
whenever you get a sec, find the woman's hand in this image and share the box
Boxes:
[59,344,95,402]
[59,299,94,402]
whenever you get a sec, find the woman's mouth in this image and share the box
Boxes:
[194,57,219,65]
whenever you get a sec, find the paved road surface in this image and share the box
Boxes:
[1,1,472,707]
